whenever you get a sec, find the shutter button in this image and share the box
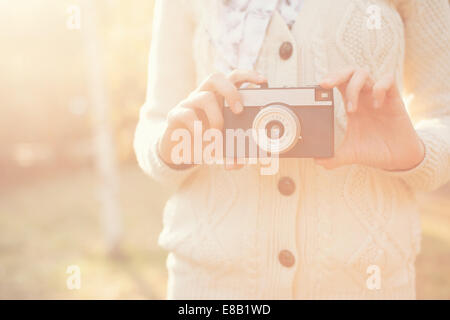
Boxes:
[279,250,295,268]
[279,41,293,60]
[278,177,295,196]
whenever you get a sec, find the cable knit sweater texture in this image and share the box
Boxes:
[134,0,450,299]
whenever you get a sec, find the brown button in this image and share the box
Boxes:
[279,41,293,60]
[278,250,295,268]
[278,177,295,196]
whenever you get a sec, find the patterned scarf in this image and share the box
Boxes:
[207,0,304,73]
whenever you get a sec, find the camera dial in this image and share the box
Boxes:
[252,104,301,154]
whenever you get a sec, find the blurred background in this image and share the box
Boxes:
[0,0,449,299]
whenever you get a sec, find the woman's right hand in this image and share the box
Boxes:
[158,70,267,168]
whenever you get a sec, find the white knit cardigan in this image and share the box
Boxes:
[134,0,450,299]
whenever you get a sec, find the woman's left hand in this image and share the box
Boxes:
[316,67,425,171]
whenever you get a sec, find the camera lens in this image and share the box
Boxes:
[265,120,285,139]
[252,105,301,154]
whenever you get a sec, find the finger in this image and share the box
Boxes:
[185,91,224,130]
[373,74,399,109]
[320,67,356,93]
[227,69,267,88]
[320,68,358,108]
[345,68,373,113]
[197,73,243,114]
[362,75,375,93]
[167,106,200,135]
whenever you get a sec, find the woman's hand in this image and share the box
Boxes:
[158,70,267,169]
[316,67,425,171]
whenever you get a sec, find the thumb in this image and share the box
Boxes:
[373,74,402,110]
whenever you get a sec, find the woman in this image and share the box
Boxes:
[134,0,450,299]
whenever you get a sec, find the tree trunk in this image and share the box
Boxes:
[81,0,122,255]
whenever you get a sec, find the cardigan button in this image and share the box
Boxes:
[278,177,295,196]
[279,41,293,60]
[279,250,295,268]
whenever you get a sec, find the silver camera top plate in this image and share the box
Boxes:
[224,86,333,108]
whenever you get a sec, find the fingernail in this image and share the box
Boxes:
[234,101,243,113]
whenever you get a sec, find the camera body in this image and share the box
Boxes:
[223,86,334,158]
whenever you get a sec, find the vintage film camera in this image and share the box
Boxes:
[223,86,334,158]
